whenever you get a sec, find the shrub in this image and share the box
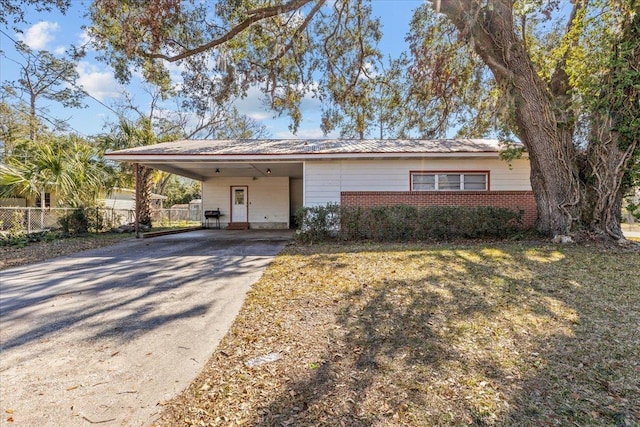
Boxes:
[58,207,110,234]
[298,204,524,243]
[295,203,341,243]
[59,208,90,235]
[0,229,59,247]
[0,211,27,246]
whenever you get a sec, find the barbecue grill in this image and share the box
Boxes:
[204,209,222,229]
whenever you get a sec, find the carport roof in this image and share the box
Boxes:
[105,138,513,159]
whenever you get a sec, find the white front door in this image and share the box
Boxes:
[231,186,248,222]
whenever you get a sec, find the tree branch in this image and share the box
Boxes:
[433,0,517,81]
[271,0,326,63]
[549,1,585,98]
[145,0,317,62]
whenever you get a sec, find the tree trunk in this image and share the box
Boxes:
[138,166,154,227]
[436,0,637,240]
[30,94,37,142]
[509,79,581,236]
[438,0,581,236]
[583,9,640,240]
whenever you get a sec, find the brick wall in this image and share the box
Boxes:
[341,191,538,228]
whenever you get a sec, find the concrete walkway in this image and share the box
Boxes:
[0,230,293,426]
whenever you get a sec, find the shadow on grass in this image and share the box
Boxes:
[243,243,639,426]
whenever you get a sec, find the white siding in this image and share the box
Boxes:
[483,158,530,190]
[303,158,531,206]
[340,159,416,191]
[304,161,342,206]
[202,177,289,227]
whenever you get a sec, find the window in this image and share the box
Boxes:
[234,189,245,205]
[35,192,51,207]
[411,172,488,191]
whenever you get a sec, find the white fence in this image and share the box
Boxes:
[0,207,201,234]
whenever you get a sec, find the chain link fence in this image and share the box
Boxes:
[0,207,201,234]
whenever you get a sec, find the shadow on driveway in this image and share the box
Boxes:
[0,229,292,426]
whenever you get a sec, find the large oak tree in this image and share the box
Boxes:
[85,0,639,241]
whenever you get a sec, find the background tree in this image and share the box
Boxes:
[0,0,70,28]
[88,0,385,136]
[0,99,31,159]
[85,0,638,241]
[1,42,85,141]
[100,85,271,226]
[321,58,409,139]
[163,176,201,207]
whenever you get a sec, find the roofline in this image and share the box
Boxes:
[104,151,518,162]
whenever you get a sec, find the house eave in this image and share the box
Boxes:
[105,151,510,163]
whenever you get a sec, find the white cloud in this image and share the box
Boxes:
[76,62,123,101]
[54,46,66,55]
[18,21,60,50]
[165,60,187,79]
[233,86,274,121]
[77,30,94,48]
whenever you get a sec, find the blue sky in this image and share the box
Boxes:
[0,1,423,139]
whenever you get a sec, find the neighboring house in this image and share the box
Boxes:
[0,188,167,230]
[101,188,167,210]
[0,187,167,210]
[105,139,536,230]
[0,197,27,207]
[0,192,57,208]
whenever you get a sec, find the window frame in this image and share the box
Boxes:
[410,170,490,192]
[35,192,52,208]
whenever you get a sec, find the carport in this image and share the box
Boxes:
[106,140,306,232]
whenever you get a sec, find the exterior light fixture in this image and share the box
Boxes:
[215,168,220,174]
[266,168,271,174]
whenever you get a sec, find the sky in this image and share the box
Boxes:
[0,1,424,139]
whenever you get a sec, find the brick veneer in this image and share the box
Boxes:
[340,191,538,228]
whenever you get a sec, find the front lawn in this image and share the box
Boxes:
[159,242,639,426]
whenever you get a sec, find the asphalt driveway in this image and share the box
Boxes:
[0,230,292,426]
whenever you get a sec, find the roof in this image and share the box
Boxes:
[106,139,512,159]
[104,139,522,181]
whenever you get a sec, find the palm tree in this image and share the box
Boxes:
[100,118,158,227]
[0,136,109,208]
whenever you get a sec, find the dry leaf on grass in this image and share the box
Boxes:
[157,242,640,426]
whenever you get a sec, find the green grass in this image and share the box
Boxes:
[159,242,640,426]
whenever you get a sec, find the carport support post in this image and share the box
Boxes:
[135,163,140,238]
